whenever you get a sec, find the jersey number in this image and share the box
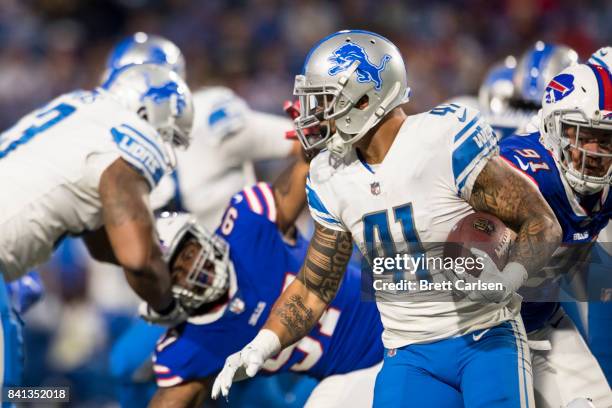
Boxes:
[363,203,430,280]
[0,103,76,159]
[262,274,341,373]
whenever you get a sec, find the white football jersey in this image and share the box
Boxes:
[307,103,521,349]
[150,87,293,229]
[0,90,171,280]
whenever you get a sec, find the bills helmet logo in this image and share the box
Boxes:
[603,111,612,120]
[142,80,186,114]
[328,43,391,91]
[544,74,575,104]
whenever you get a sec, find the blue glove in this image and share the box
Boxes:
[6,271,45,314]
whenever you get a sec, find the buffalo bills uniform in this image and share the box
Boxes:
[500,132,612,407]
[154,183,384,405]
[307,102,533,408]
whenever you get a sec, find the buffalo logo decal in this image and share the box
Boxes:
[544,74,575,104]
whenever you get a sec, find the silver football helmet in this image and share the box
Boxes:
[157,212,231,311]
[294,30,410,157]
[478,56,517,115]
[513,41,578,108]
[102,32,186,82]
[541,63,612,194]
[102,63,194,157]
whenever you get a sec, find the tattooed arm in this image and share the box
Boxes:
[264,222,353,345]
[93,158,174,312]
[211,222,353,399]
[469,155,562,275]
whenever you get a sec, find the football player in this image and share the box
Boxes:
[102,33,299,228]
[212,30,563,407]
[0,63,194,386]
[145,154,384,407]
[499,62,612,407]
[586,45,612,387]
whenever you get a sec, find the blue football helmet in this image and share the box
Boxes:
[102,32,186,83]
[102,63,194,154]
[512,41,578,108]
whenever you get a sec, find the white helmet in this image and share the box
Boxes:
[102,32,186,82]
[541,63,612,194]
[588,46,612,72]
[294,30,410,157]
[102,63,194,155]
[156,212,231,311]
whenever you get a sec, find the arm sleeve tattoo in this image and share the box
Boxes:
[469,155,562,274]
[297,223,353,303]
[269,223,352,342]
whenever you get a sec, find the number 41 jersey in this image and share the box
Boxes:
[306,103,521,349]
[0,90,171,280]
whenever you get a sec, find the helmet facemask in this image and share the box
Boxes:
[169,224,231,312]
[544,109,612,194]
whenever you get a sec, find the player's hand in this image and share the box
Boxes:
[460,248,527,303]
[211,329,281,400]
[138,299,188,327]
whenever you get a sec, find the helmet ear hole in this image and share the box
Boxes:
[356,95,369,110]
[137,106,148,121]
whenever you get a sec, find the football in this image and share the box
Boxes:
[444,212,516,277]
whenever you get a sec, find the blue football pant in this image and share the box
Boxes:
[0,276,24,408]
[374,320,534,408]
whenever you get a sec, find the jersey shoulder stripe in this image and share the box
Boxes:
[429,103,498,197]
[111,123,168,188]
[306,175,342,227]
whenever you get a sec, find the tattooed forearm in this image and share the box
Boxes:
[297,223,353,303]
[469,155,562,274]
[273,294,316,339]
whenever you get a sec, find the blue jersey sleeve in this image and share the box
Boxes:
[305,164,346,231]
[448,108,499,199]
[216,182,284,252]
[111,123,169,189]
[499,132,554,185]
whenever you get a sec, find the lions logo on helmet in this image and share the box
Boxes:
[328,43,391,91]
[294,30,409,157]
[102,63,194,153]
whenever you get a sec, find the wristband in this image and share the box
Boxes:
[248,329,281,359]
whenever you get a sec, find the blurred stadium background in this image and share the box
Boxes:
[1,0,610,406]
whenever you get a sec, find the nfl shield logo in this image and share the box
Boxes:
[370,182,381,195]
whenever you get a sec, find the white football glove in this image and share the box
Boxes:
[138,299,188,327]
[459,248,527,303]
[211,329,281,400]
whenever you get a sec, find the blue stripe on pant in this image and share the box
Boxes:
[373,320,534,408]
[0,275,24,408]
